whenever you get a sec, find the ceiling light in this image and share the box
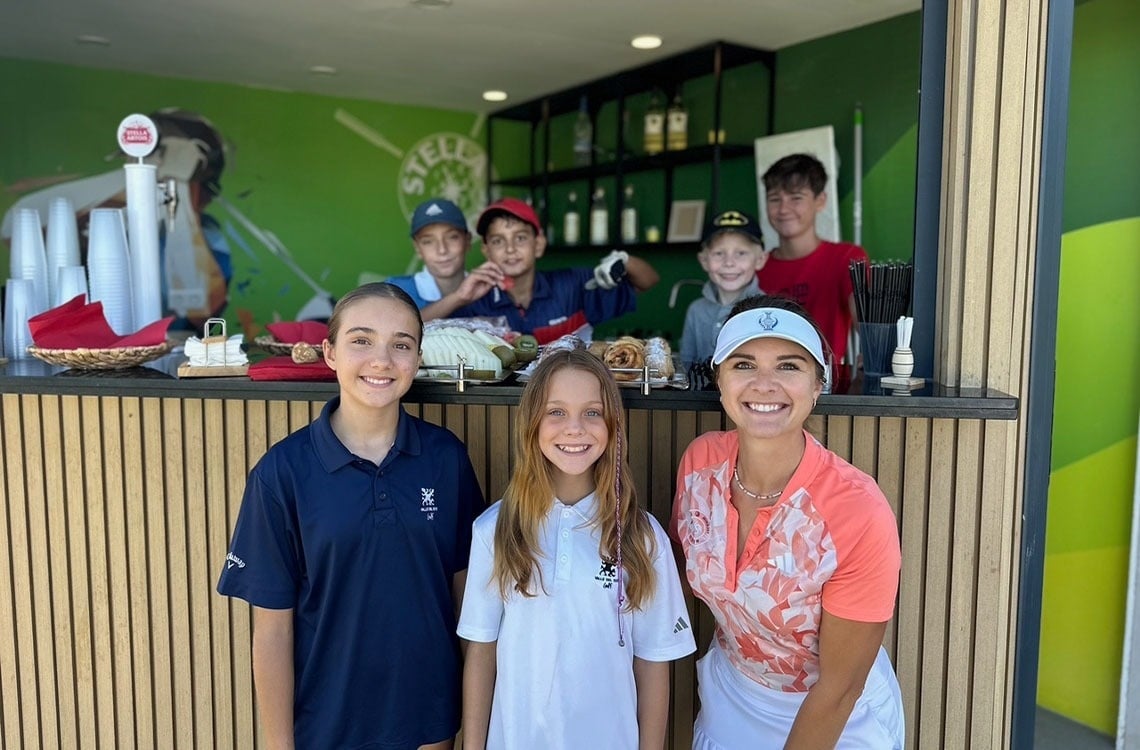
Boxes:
[410,0,453,8]
[309,65,338,75]
[75,34,111,46]
[631,35,663,50]
[482,90,508,102]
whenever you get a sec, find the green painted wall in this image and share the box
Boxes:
[0,57,485,332]
[1037,0,1140,734]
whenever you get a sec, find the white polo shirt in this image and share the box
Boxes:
[458,493,696,749]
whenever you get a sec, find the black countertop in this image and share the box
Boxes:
[0,354,1019,420]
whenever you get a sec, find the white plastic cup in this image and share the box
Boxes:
[87,208,135,335]
[46,197,82,299]
[10,208,49,315]
[55,265,89,307]
[4,278,36,360]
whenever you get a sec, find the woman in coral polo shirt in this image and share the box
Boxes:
[672,294,904,749]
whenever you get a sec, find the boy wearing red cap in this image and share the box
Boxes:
[421,198,659,344]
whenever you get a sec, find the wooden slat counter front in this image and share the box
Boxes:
[0,359,1016,750]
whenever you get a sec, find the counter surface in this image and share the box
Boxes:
[0,354,1018,419]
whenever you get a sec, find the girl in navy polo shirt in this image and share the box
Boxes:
[458,349,695,749]
[218,282,484,749]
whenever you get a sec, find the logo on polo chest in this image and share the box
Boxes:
[420,487,437,521]
[595,557,618,589]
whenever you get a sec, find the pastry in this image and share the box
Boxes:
[587,340,609,360]
[602,336,646,381]
[291,342,320,364]
[645,337,674,379]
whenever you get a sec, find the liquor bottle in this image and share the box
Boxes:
[644,90,665,156]
[620,184,638,244]
[573,96,593,167]
[667,91,688,151]
[563,191,580,246]
[590,187,609,246]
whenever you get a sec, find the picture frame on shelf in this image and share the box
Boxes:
[667,200,706,242]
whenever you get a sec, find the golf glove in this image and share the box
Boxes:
[586,250,629,290]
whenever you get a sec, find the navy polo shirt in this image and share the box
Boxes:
[455,267,636,343]
[217,397,485,749]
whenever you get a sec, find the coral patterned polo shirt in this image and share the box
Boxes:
[672,430,900,692]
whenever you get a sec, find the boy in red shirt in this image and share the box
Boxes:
[757,153,867,368]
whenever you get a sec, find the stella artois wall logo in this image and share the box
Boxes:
[397,132,487,229]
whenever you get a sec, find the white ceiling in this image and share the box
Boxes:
[0,0,919,112]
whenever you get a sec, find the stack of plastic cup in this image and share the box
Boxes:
[9,208,50,316]
[46,197,82,303]
[86,208,135,336]
[4,278,36,360]
[55,265,89,307]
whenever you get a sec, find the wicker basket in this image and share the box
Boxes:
[27,340,174,370]
[254,335,320,359]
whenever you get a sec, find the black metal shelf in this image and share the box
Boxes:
[491,144,755,188]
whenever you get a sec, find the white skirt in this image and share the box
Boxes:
[692,641,904,750]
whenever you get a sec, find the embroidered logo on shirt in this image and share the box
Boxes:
[595,557,618,589]
[673,616,690,633]
[225,552,246,570]
[683,509,711,545]
[420,487,437,521]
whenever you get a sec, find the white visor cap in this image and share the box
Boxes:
[712,307,829,389]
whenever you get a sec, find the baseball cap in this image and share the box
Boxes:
[476,197,542,238]
[410,199,468,237]
[702,209,764,248]
[712,306,830,391]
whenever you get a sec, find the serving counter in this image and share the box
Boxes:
[0,358,1016,749]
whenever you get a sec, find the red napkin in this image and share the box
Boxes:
[28,295,174,349]
[248,356,337,382]
[266,321,328,345]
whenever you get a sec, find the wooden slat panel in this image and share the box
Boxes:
[464,404,489,499]
[205,399,236,750]
[0,395,31,749]
[897,418,932,750]
[81,396,117,749]
[147,399,176,747]
[225,399,256,749]
[874,416,904,662]
[919,419,956,749]
[102,398,137,749]
[42,396,78,749]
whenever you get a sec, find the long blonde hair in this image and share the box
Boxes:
[492,349,657,610]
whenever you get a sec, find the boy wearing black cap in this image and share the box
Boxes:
[421,197,659,343]
[679,209,768,369]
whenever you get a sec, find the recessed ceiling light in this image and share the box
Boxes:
[75,34,111,46]
[631,35,663,50]
[482,90,508,102]
[309,65,338,75]
[410,0,453,8]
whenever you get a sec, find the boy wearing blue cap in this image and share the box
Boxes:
[389,198,485,309]
[679,209,768,370]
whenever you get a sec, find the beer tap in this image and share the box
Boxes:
[159,177,178,234]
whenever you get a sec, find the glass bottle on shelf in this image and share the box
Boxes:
[644,90,665,156]
[590,187,609,245]
[667,90,688,151]
[563,191,580,246]
[620,184,638,244]
[573,96,593,167]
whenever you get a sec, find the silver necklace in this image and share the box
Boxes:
[733,467,783,501]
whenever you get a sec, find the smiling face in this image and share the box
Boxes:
[537,367,610,500]
[413,222,471,281]
[765,186,826,243]
[322,295,422,416]
[699,232,764,302]
[716,336,823,442]
[481,216,545,279]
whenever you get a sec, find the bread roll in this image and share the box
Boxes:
[602,336,646,381]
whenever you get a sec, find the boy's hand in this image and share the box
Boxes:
[454,262,504,303]
[585,250,629,290]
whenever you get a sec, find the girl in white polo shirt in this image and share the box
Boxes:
[459,348,696,749]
